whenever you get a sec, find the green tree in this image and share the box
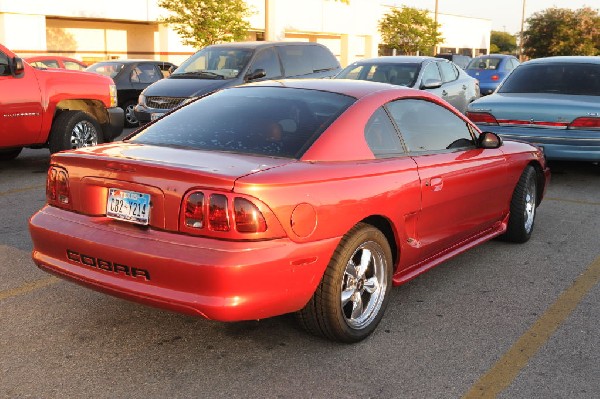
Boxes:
[378,6,442,56]
[523,7,600,58]
[490,30,517,54]
[159,0,252,48]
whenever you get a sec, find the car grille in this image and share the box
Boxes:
[145,96,187,110]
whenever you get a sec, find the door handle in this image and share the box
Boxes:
[425,177,444,191]
[462,85,467,90]
[442,90,448,96]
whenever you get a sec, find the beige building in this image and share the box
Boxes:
[0,0,490,67]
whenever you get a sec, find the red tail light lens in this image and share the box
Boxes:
[568,117,600,130]
[467,112,499,125]
[234,198,267,233]
[491,74,500,81]
[46,166,71,208]
[46,168,58,202]
[184,192,204,228]
[208,194,230,232]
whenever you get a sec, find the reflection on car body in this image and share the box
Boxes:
[30,79,549,343]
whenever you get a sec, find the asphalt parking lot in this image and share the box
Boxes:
[1,136,599,398]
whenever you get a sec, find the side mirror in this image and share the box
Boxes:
[245,68,266,82]
[11,57,24,78]
[478,131,503,149]
[420,79,442,89]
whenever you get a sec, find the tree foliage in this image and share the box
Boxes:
[158,0,252,49]
[523,7,600,58]
[490,30,517,54]
[378,6,442,56]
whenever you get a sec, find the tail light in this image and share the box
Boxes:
[46,166,71,208]
[234,198,267,233]
[466,112,499,125]
[491,74,500,81]
[208,194,230,232]
[180,190,275,239]
[568,117,600,130]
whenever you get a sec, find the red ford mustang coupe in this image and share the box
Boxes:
[29,79,550,342]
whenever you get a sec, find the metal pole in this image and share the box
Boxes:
[519,0,526,61]
[434,0,439,55]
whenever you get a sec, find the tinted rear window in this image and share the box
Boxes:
[130,86,356,159]
[499,63,600,95]
[277,45,338,77]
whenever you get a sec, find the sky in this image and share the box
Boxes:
[386,0,599,34]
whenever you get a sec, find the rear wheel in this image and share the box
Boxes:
[502,165,537,243]
[296,223,393,343]
[49,111,102,154]
[0,147,23,161]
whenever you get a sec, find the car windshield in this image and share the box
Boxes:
[499,63,600,95]
[86,62,125,78]
[467,57,502,70]
[336,63,420,87]
[171,48,253,80]
[129,86,356,159]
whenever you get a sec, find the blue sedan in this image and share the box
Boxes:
[465,54,520,96]
[467,56,600,162]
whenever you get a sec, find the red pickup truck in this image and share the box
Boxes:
[0,44,124,161]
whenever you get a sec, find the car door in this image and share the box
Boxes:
[438,60,467,112]
[386,98,509,262]
[0,51,44,147]
[418,61,456,108]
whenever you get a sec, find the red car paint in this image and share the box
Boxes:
[29,79,550,329]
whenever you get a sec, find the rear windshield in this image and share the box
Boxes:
[499,63,600,95]
[129,86,356,159]
[467,57,502,70]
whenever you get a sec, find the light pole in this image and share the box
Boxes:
[434,0,439,55]
[519,0,526,61]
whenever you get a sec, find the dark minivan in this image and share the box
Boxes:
[134,41,341,125]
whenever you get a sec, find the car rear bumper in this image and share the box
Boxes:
[474,124,600,161]
[29,206,338,321]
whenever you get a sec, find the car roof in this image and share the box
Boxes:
[523,56,600,65]
[473,54,515,59]
[25,55,83,62]
[245,78,426,100]
[89,59,173,64]
[348,56,436,65]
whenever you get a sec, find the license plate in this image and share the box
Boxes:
[150,113,162,121]
[106,188,150,225]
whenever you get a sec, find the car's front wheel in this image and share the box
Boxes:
[297,223,393,343]
[502,165,538,243]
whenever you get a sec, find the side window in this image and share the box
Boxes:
[277,45,313,77]
[249,48,282,79]
[134,64,161,84]
[0,51,10,76]
[386,99,475,152]
[364,107,405,158]
[64,61,85,71]
[306,45,339,72]
[421,62,442,84]
[510,59,520,70]
[439,61,458,83]
[159,63,175,78]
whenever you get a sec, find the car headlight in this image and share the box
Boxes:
[138,93,146,106]
[109,84,118,108]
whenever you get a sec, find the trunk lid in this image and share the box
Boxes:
[52,143,292,231]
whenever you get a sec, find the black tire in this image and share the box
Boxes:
[0,147,23,161]
[48,111,103,154]
[122,100,139,128]
[296,223,393,343]
[502,165,538,243]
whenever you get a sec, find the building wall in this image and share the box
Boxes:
[0,1,490,67]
